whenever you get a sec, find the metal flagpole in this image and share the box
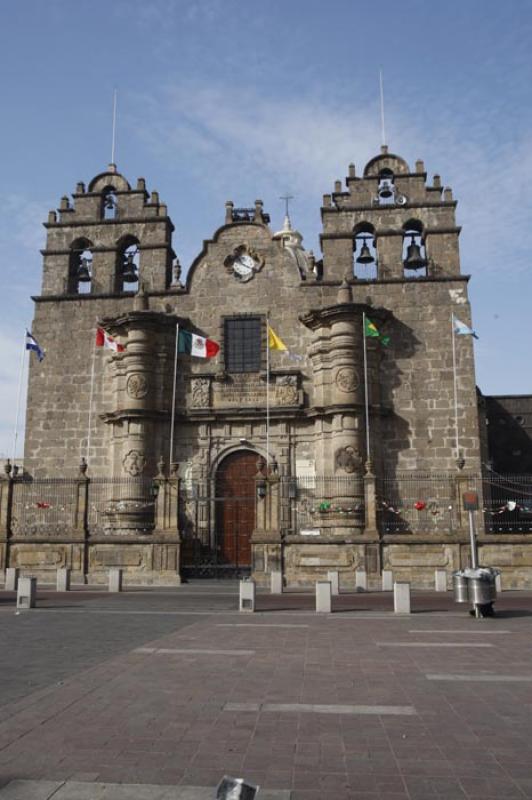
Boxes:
[12,331,28,467]
[266,318,270,467]
[451,313,460,460]
[169,322,179,468]
[362,313,371,463]
[111,89,117,165]
[85,328,98,464]
[379,69,386,147]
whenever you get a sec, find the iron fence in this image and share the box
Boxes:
[280,476,365,534]
[482,472,532,533]
[376,472,459,534]
[10,478,79,537]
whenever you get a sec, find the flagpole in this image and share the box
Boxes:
[362,313,370,463]
[169,322,179,469]
[85,327,98,464]
[12,331,28,467]
[451,313,460,461]
[266,317,270,467]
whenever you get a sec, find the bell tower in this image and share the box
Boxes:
[41,164,175,297]
[315,146,480,474]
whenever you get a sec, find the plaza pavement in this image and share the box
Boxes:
[0,583,532,799]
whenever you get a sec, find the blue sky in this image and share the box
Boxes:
[1,0,531,458]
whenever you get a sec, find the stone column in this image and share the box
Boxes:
[99,309,177,535]
[300,284,388,537]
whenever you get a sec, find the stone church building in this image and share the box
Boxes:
[3,146,531,586]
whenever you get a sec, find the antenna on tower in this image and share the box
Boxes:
[111,89,118,166]
[379,69,386,147]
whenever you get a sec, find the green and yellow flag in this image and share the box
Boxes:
[268,325,287,351]
[364,318,390,346]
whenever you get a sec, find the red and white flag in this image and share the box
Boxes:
[95,327,125,352]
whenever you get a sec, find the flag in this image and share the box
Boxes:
[25,330,45,361]
[96,327,125,352]
[453,316,478,339]
[268,325,287,351]
[364,317,390,346]
[178,329,219,358]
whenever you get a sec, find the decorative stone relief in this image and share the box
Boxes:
[275,374,298,405]
[191,377,210,408]
[122,449,146,476]
[335,446,362,474]
[126,373,149,399]
[335,367,360,393]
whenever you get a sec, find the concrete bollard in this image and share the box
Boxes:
[5,568,19,591]
[56,568,71,592]
[435,569,447,592]
[17,577,37,610]
[239,579,256,612]
[315,581,332,613]
[382,570,393,591]
[270,571,283,594]
[355,569,368,592]
[108,568,123,593]
[495,573,502,593]
[327,570,339,596]
[394,582,411,614]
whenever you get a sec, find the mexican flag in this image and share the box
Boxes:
[364,317,390,346]
[178,329,220,358]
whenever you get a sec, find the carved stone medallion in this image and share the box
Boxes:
[224,244,265,282]
[335,446,362,474]
[335,367,360,393]
[127,373,149,399]
[123,449,146,476]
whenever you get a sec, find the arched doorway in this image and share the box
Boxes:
[215,450,257,570]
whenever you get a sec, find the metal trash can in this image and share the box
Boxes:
[467,568,498,605]
[452,571,469,603]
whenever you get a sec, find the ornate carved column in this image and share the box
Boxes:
[300,283,387,537]
[99,309,177,535]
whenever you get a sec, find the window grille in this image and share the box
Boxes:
[224,316,262,373]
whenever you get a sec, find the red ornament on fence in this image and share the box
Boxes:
[414,501,426,511]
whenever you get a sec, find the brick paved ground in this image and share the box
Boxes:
[1,585,532,799]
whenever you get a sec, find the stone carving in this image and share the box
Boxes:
[127,373,149,399]
[335,367,360,393]
[122,449,146,476]
[191,377,210,408]
[275,374,298,405]
[224,244,265,282]
[335,446,362,474]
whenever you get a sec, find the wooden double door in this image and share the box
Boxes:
[215,451,257,568]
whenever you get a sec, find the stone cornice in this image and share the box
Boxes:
[299,301,388,330]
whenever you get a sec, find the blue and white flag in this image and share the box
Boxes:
[25,330,45,361]
[453,316,478,339]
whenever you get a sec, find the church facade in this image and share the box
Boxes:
[4,146,531,587]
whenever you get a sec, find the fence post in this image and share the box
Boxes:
[76,459,90,580]
[363,463,379,537]
[0,465,13,575]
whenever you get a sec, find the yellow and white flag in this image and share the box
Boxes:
[268,325,287,351]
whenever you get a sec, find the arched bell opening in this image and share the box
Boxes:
[377,168,396,206]
[101,186,118,220]
[402,219,427,278]
[353,223,378,280]
[68,238,93,295]
[115,235,140,293]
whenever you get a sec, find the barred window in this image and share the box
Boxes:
[224,316,262,373]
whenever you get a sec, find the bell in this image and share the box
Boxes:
[356,240,375,264]
[122,253,138,283]
[104,194,116,210]
[378,180,394,199]
[76,257,91,282]
[404,237,426,270]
